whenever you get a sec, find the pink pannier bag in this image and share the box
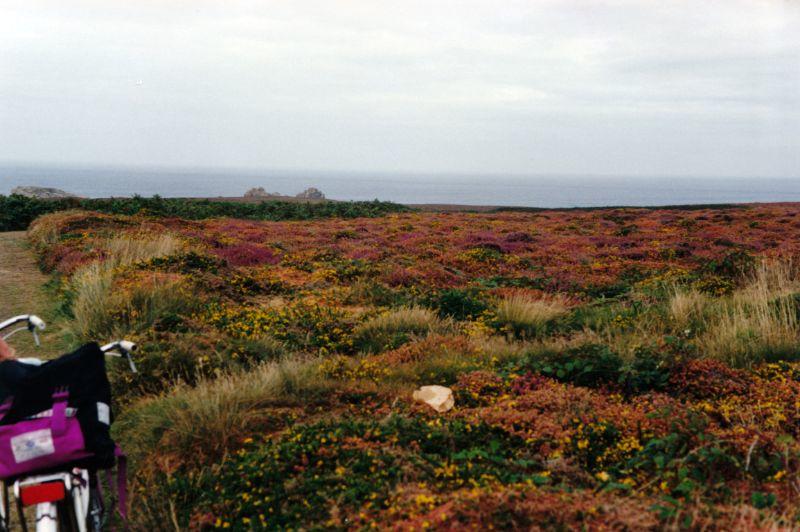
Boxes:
[0,388,92,480]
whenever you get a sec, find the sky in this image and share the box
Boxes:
[0,0,798,178]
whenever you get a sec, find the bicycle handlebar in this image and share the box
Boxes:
[0,315,46,345]
[0,315,46,332]
[100,340,136,354]
[101,341,138,373]
[2,316,138,373]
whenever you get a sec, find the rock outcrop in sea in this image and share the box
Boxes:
[296,187,325,200]
[11,186,79,199]
[244,187,281,198]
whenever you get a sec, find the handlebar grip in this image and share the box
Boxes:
[119,340,137,352]
[28,316,46,331]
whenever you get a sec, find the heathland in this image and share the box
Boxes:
[10,197,800,529]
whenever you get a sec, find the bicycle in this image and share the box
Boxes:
[0,315,136,532]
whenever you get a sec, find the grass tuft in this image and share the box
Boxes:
[493,294,569,339]
[354,306,449,353]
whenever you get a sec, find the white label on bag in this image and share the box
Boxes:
[97,402,110,425]
[11,429,55,463]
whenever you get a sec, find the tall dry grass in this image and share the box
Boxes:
[103,234,184,269]
[493,294,569,338]
[668,289,708,331]
[68,235,186,339]
[354,306,449,352]
[694,260,800,367]
[357,306,444,334]
[116,358,330,469]
[579,260,800,365]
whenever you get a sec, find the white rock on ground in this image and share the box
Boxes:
[413,385,454,413]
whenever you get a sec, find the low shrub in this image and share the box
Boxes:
[667,359,750,400]
[139,251,223,274]
[366,486,660,531]
[425,287,488,320]
[115,359,337,529]
[210,243,280,267]
[704,249,757,280]
[506,343,673,394]
[204,302,356,354]
[620,414,751,506]
[508,344,624,388]
[25,202,800,529]
[160,416,533,530]
[344,279,414,308]
[379,334,498,385]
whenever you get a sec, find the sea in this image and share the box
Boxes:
[1,163,799,208]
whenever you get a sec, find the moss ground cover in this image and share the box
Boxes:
[26,203,800,530]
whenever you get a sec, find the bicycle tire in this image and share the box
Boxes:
[85,490,105,532]
[56,499,78,532]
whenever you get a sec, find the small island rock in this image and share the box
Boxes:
[296,187,325,200]
[244,187,281,198]
[11,186,79,199]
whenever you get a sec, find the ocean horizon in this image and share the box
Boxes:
[2,163,799,209]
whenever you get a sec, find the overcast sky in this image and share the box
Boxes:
[0,0,798,178]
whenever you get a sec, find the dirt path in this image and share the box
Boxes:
[0,231,70,358]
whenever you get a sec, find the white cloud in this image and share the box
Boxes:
[0,0,798,176]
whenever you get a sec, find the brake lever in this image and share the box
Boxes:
[26,316,45,346]
[118,349,138,373]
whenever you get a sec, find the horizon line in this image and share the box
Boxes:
[1,159,798,182]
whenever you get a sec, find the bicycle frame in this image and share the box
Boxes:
[0,315,136,532]
[3,469,90,532]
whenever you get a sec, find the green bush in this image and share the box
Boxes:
[0,194,411,231]
[425,288,488,320]
[703,249,756,280]
[0,194,79,231]
[509,344,624,387]
[507,343,672,393]
[621,346,674,393]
